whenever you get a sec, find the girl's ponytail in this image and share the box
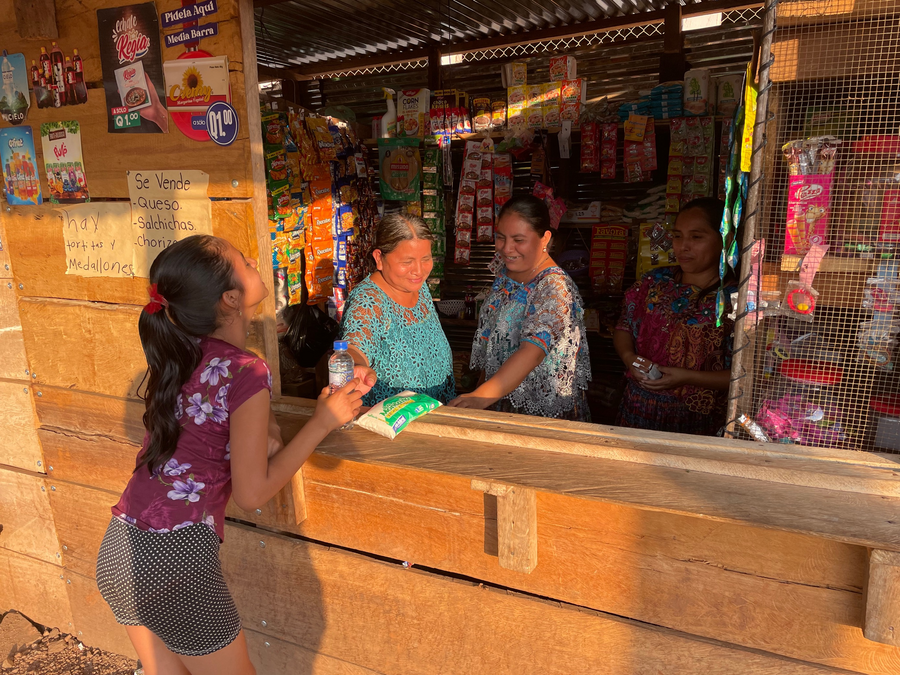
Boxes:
[136,235,239,475]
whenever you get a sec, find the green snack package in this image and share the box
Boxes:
[379,138,421,201]
[356,391,442,439]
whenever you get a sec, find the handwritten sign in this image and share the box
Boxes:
[128,170,212,277]
[60,203,134,277]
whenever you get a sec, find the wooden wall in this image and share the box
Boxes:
[0,0,271,655]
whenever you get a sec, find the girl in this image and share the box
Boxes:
[613,198,735,435]
[449,195,591,421]
[96,235,362,675]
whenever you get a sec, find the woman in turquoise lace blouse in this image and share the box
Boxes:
[449,196,591,421]
[340,214,456,406]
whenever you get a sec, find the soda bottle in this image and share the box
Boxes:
[0,54,13,93]
[71,49,87,104]
[38,76,52,109]
[30,59,39,86]
[64,57,76,105]
[464,286,476,320]
[39,47,51,81]
[50,83,62,109]
[50,42,66,106]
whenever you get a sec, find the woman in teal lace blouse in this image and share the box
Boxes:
[340,214,456,406]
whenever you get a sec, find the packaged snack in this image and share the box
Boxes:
[268,181,293,218]
[785,174,833,255]
[454,242,471,264]
[398,89,431,138]
[265,146,288,183]
[493,153,513,215]
[459,92,471,133]
[430,91,451,137]
[356,391,442,439]
[502,61,527,87]
[549,56,576,82]
[507,86,527,129]
[306,117,337,161]
[379,139,421,201]
[527,85,544,130]
[491,98,507,130]
[716,75,742,117]
[261,113,284,145]
[684,69,711,116]
[542,83,561,127]
[559,79,584,126]
[581,122,600,172]
[472,96,492,132]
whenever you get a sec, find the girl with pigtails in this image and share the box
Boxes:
[96,235,366,675]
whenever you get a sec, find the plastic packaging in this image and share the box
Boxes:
[380,88,397,138]
[356,391,442,440]
[328,341,355,393]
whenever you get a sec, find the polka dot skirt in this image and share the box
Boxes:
[96,517,241,656]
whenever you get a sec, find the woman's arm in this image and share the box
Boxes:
[448,342,546,409]
[229,381,362,511]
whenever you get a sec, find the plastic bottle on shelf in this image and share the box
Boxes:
[50,42,66,106]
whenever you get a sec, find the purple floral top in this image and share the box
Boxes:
[112,337,272,540]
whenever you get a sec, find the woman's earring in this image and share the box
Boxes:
[542,247,547,252]
[238,309,243,317]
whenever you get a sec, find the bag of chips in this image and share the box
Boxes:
[356,391,442,439]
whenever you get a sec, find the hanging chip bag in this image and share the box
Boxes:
[356,391,442,440]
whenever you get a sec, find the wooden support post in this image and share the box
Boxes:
[290,471,308,525]
[471,479,537,574]
[13,0,58,39]
[659,1,686,83]
[428,44,442,92]
[865,549,900,646]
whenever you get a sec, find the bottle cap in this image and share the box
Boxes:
[333,340,348,351]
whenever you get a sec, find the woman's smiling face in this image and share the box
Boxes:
[495,212,551,274]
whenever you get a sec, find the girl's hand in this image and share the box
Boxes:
[447,393,497,410]
[353,365,378,396]
[312,379,363,431]
[640,366,693,391]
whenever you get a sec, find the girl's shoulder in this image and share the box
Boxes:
[198,338,270,378]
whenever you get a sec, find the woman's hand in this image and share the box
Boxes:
[311,379,363,431]
[353,365,378,396]
[447,393,498,410]
[629,354,652,384]
[639,366,693,391]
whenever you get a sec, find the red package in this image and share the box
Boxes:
[581,122,600,172]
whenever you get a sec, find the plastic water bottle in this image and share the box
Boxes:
[328,341,356,429]
[328,341,355,394]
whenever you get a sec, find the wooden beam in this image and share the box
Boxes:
[471,479,538,574]
[292,48,430,78]
[866,549,900,646]
[664,1,683,54]
[13,0,57,39]
[239,0,282,399]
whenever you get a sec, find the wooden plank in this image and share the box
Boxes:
[771,18,900,83]
[0,0,250,199]
[0,380,43,472]
[0,282,30,381]
[13,0,57,39]
[47,481,117,579]
[239,0,281,398]
[866,550,900,647]
[0,547,73,632]
[0,468,61,564]
[0,219,12,279]
[5,200,256,301]
[19,298,265,400]
[222,522,848,675]
[471,479,537,574]
[244,630,383,675]
[39,428,138,495]
[65,569,137,660]
[34,388,144,444]
[778,0,899,26]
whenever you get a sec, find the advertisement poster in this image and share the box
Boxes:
[128,169,212,276]
[40,121,89,204]
[0,52,30,125]
[0,126,42,206]
[163,56,229,113]
[97,3,168,133]
[32,43,89,109]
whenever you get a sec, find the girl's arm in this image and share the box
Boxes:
[447,342,546,409]
[229,381,362,511]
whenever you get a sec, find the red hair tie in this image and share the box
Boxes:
[144,283,168,315]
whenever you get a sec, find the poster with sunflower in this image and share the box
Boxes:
[163,57,229,112]
[97,3,169,134]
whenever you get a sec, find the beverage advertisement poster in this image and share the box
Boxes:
[0,126,42,206]
[97,3,168,133]
[40,121,90,204]
[0,52,30,125]
[32,43,89,110]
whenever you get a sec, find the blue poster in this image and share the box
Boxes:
[0,126,43,206]
[0,52,31,125]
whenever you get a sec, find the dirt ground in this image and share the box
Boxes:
[0,611,139,675]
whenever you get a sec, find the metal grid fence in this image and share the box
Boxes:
[731,0,900,453]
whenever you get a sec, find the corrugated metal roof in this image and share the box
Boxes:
[254,0,719,70]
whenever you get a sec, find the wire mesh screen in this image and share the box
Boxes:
[736,0,900,453]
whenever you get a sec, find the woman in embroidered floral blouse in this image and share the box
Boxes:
[448,196,591,421]
[614,198,735,436]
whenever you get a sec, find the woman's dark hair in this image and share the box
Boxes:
[368,213,435,272]
[498,195,552,238]
[136,235,240,475]
[675,197,735,299]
